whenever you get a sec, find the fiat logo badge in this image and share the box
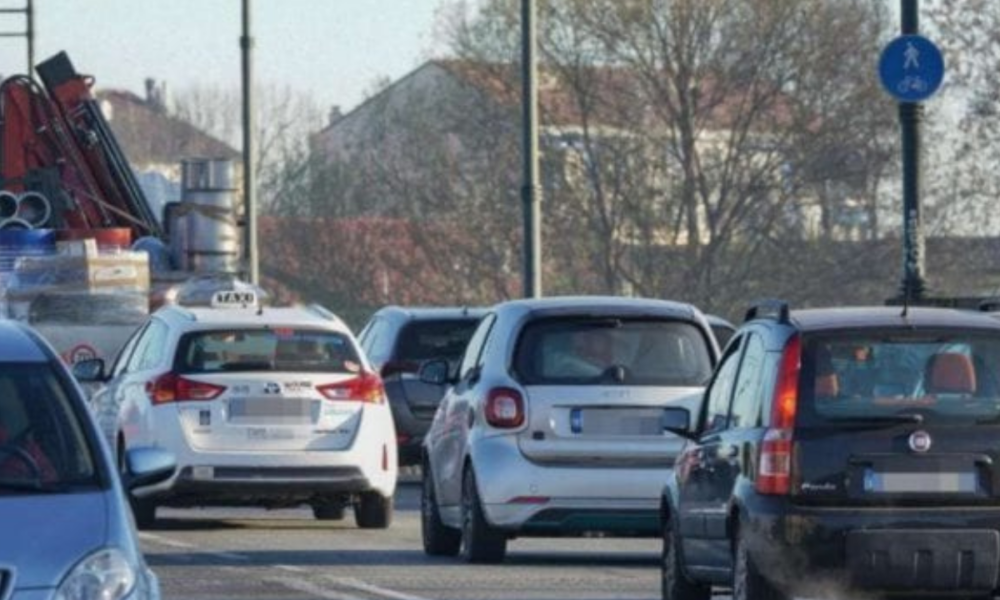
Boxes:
[908,430,932,453]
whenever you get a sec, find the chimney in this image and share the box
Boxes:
[145,77,166,112]
[328,105,343,126]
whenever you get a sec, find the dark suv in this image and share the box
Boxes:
[660,301,1000,600]
[358,306,487,466]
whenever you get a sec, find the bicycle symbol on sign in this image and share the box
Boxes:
[896,76,928,95]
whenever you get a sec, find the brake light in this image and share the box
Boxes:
[147,373,227,405]
[756,334,800,496]
[316,372,385,403]
[485,387,525,428]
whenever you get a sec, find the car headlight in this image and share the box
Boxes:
[55,548,136,600]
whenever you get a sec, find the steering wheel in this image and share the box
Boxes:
[0,443,42,481]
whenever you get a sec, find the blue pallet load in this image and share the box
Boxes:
[0,228,56,272]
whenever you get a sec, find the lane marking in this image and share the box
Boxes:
[332,577,433,600]
[270,576,365,600]
[276,564,308,573]
[138,533,196,550]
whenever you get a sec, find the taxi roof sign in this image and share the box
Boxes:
[210,290,259,309]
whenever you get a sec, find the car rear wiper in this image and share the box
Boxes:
[825,413,925,427]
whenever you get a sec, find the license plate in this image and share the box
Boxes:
[864,470,978,493]
[573,408,662,435]
[229,397,314,420]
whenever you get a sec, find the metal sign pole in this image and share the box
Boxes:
[898,0,926,302]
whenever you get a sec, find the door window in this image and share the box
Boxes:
[702,335,744,433]
[729,333,765,429]
[457,314,496,381]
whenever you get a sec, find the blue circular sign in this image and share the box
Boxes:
[878,34,945,103]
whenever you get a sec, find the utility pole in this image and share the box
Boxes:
[240,0,259,285]
[520,0,542,298]
[0,0,34,74]
[898,0,926,302]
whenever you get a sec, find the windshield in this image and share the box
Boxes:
[177,328,362,374]
[514,317,714,386]
[0,363,98,493]
[801,331,1000,425]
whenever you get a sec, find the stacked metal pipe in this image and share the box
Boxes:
[0,190,52,230]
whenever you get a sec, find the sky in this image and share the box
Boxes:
[0,1,465,114]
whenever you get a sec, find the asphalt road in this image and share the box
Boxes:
[142,482,664,600]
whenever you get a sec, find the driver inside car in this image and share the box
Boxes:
[0,378,57,482]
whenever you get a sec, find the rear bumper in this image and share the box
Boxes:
[745,497,1000,595]
[151,465,375,507]
[470,436,668,535]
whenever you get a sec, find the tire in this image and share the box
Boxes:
[662,515,710,600]
[421,463,461,556]
[733,529,786,600]
[460,467,506,563]
[131,496,158,530]
[355,491,393,529]
[312,502,346,521]
[119,438,157,530]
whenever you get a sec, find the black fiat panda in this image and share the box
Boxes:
[660,301,1000,600]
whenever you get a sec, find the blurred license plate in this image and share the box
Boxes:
[864,470,977,493]
[229,397,313,419]
[577,408,661,435]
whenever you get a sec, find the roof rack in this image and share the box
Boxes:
[744,299,790,324]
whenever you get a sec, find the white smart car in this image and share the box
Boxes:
[74,290,397,529]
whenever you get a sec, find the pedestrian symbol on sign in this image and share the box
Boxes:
[904,42,920,69]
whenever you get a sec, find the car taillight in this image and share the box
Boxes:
[147,373,227,405]
[316,372,385,403]
[756,334,800,496]
[485,387,525,429]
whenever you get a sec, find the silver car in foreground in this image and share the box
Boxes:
[419,296,720,563]
[0,320,175,600]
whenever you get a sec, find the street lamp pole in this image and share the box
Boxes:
[241,0,259,285]
[898,0,926,302]
[520,0,542,298]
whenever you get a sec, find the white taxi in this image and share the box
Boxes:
[73,290,397,529]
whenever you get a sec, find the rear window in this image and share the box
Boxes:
[800,330,1000,425]
[177,328,361,374]
[514,317,714,386]
[395,319,481,362]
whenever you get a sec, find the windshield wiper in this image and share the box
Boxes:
[825,413,925,427]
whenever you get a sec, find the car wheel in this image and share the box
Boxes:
[662,514,710,600]
[460,466,506,563]
[421,462,461,556]
[354,491,393,529]
[312,502,346,521]
[131,496,158,530]
[118,438,157,530]
[733,529,785,600]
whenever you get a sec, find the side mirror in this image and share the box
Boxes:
[72,358,107,383]
[123,446,177,491]
[662,407,696,440]
[419,358,451,385]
